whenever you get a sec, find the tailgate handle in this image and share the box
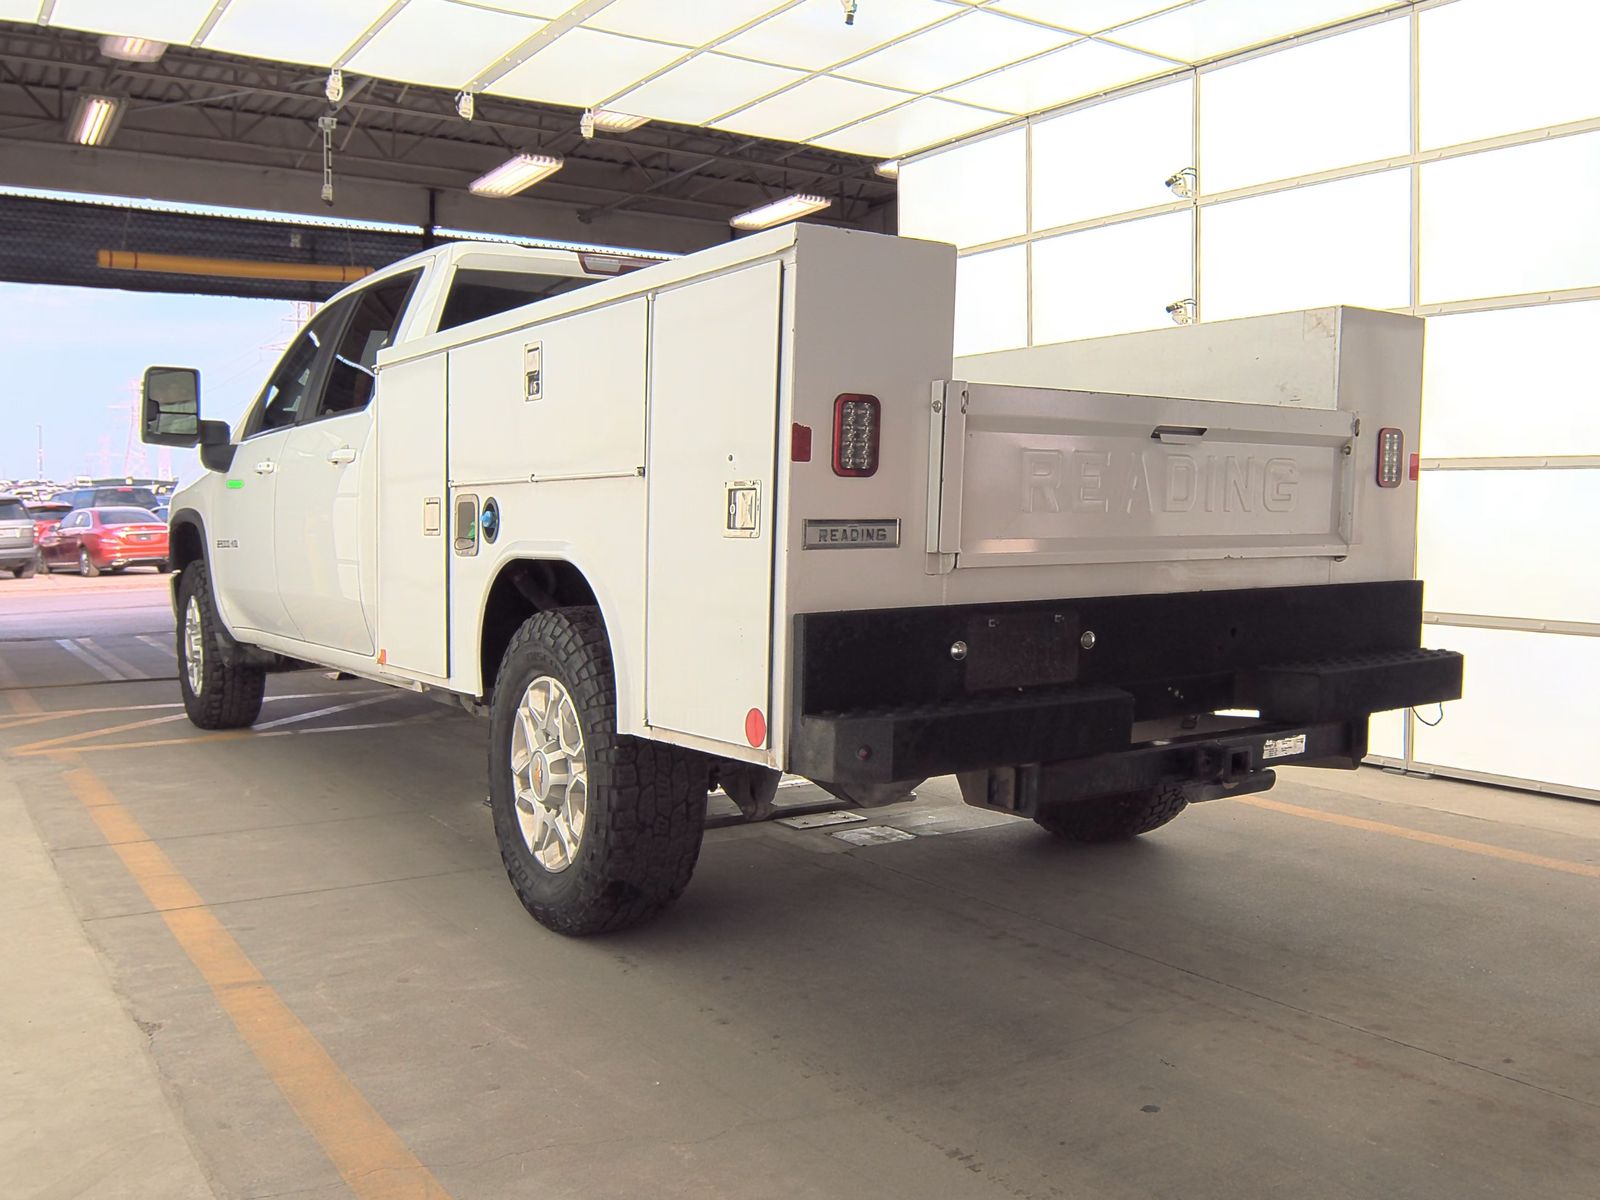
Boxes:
[1152,424,1206,444]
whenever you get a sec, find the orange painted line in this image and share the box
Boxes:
[64,767,453,1200]
[13,714,445,757]
[11,711,190,755]
[1235,794,1600,880]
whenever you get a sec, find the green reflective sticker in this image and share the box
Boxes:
[226,479,244,490]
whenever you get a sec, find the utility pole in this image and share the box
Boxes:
[35,424,43,479]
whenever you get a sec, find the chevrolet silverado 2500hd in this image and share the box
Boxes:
[142,226,1462,935]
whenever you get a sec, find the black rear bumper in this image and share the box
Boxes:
[788,582,1461,786]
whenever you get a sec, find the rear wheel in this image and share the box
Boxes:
[176,562,266,730]
[35,550,49,575]
[13,559,34,579]
[489,607,708,936]
[1034,782,1191,843]
[78,547,98,577]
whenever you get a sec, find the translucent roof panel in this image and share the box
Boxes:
[0,0,41,19]
[838,9,1075,93]
[489,29,687,107]
[612,53,805,126]
[942,35,1170,113]
[1113,0,1397,62]
[719,0,954,71]
[346,0,547,89]
[49,0,217,43]
[987,1,1180,36]
[585,0,788,46]
[812,95,1009,157]
[715,75,913,143]
[204,0,398,68]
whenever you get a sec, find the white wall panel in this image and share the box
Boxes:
[1420,134,1600,304]
[1417,469,1600,624]
[1030,81,1193,230]
[1420,0,1600,149]
[899,129,1027,249]
[1411,626,1600,793]
[1200,21,1409,192]
[1421,302,1600,459]
[954,246,1028,356]
[1031,211,1192,343]
[1201,169,1410,320]
[1367,708,1404,759]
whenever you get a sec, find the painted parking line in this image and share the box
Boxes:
[1235,794,1600,880]
[54,638,132,681]
[13,713,448,757]
[83,638,150,679]
[254,694,400,730]
[63,766,453,1200]
[136,634,176,657]
[0,689,392,733]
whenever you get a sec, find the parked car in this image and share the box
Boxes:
[0,494,37,577]
[26,500,72,545]
[37,506,170,576]
[54,484,167,515]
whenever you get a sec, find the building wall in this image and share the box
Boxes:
[899,0,1600,798]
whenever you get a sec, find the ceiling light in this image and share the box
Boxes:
[591,110,649,133]
[456,90,475,121]
[730,193,831,231]
[469,153,564,198]
[99,36,167,63]
[325,69,344,104]
[68,94,123,147]
[875,160,900,179]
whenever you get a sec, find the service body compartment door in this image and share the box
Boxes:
[645,261,782,748]
[375,354,448,677]
[930,383,1357,568]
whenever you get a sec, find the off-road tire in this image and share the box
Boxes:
[176,561,266,730]
[78,547,98,577]
[489,607,708,936]
[1034,782,1191,843]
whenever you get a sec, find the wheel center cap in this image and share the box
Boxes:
[530,750,552,804]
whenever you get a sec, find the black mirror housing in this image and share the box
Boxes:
[142,366,202,447]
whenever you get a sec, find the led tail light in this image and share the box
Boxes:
[833,394,880,477]
[1376,427,1404,488]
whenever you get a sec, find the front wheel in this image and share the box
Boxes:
[489,607,708,936]
[1034,782,1191,843]
[78,547,99,577]
[176,562,266,729]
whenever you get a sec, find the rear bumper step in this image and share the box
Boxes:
[790,645,1462,786]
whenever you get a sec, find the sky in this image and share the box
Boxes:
[0,282,304,486]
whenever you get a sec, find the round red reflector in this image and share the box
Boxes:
[744,707,766,748]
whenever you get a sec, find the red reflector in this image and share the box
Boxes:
[744,707,766,748]
[791,422,812,463]
[833,394,880,477]
[1409,452,1419,482]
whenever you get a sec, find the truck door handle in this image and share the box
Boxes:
[327,447,357,465]
[254,460,276,475]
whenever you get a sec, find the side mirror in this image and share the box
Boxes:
[142,366,201,447]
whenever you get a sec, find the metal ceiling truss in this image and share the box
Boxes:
[0,22,896,236]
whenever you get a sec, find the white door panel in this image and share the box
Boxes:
[645,261,782,748]
[275,412,375,655]
[212,430,295,637]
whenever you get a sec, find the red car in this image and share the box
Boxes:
[26,500,72,545]
[38,507,170,576]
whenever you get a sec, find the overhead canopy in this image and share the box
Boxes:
[9,0,1412,158]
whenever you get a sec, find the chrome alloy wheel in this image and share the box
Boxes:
[510,675,588,872]
[183,595,205,695]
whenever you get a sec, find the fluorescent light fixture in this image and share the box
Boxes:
[68,95,123,147]
[875,159,900,178]
[469,153,564,198]
[591,110,650,133]
[99,36,167,62]
[729,193,831,230]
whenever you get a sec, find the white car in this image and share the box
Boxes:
[143,227,1460,935]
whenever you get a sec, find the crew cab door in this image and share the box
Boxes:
[274,272,417,656]
[214,308,342,637]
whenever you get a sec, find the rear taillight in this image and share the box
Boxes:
[833,394,880,477]
[1376,427,1404,488]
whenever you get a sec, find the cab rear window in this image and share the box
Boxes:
[99,507,161,525]
[437,269,592,331]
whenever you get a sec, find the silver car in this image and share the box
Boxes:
[0,494,38,578]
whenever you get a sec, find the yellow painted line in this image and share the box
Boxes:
[14,714,445,757]
[12,711,191,755]
[64,766,452,1199]
[1236,794,1600,880]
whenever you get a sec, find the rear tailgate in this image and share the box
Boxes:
[927,383,1356,568]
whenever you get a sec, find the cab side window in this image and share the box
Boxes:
[317,272,420,418]
[243,307,342,438]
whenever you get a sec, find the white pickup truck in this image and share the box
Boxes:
[143,224,1461,935]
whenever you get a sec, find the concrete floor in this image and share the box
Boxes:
[3,571,1598,1200]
